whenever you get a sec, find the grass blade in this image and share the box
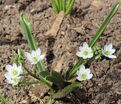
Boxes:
[20,13,37,50]
[60,0,65,12]
[89,1,121,47]
[51,0,60,13]
[20,13,45,71]
[66,1,120,80]
[66,0,74,14]
[0,93,11,104]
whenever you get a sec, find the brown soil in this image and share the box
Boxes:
[0,0,121,104]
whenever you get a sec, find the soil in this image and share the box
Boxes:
[0,0,121,104]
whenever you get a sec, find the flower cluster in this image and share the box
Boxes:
[76,42,116,81]
[5,48,45,86]
[5,63,23,86]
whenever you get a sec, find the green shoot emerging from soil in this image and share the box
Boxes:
[51,0,74,14]
[4,1,120,104]
[0,93,11,104]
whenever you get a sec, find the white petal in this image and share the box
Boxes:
[76,51,83,57]
[6,65,13,72]
[83,42,89,48]
[18,65,23,75]
[108,55,116,58]
[76,70,80,76]
[76,76,82,81]
[38,54,45,61]
[36,48,41,55]
[25,52,32,60]
[12,77,21,86]
[87,74,93,80]
[108,43,113,49]
[79,65,85,70]
[110,49,116,54]
[13,63,17,69]
[79,46,83,51]
[31,50,37,57]
[5,73,12,80]
[86,68,91,73]
[82,55,88,59]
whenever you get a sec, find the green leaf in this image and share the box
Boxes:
[20,13,37,50]
[60,0,65,12]
[46,71,66,88]
[51,0,60,13]
[66,0,121,80]
[89,0,121,47]
[20,13,45,72]
[40,70,50,78]
[66,0,74,14]
[53,82,81,99]
[0,93,11,104]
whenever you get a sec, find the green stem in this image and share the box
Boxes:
[23,66,54,95]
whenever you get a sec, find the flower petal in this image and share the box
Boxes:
[87,74,93,80]
[108,55,116,58]
[79,65,85,70]
[6,65,13,72]
[76,51,83,57]
[36,48,41,55]
[83,42,89,48]
[38,54,45,61]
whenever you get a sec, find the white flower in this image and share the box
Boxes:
[5,63,23,77]
[5,73,21,86]
[102,43,116,58]
[5,63,23,86]
[25,48,45,64]
[76,65,93,81]
[76,42,93,59]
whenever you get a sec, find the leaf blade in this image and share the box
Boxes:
[53,82,82,99]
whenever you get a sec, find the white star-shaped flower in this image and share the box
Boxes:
[5,63,23,86]
[76,65,93,81]
[102,43,116,58]
[5,63,23,77]
[76,42,93,59]
[25,48,45,64]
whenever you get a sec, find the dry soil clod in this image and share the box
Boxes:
[45,11,65,37]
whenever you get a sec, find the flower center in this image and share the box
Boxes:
[32,56,38,62]
[83,50,89,56]
[104,50,109,56]
[81,73,87,80]
[12,70,18,76]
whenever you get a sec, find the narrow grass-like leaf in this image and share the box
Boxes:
[53,82,81,99]
[66,0,74,14]
[20,13,45,71]
[89,1,121,47]
[0,93,11,104]
[51,0,60,13]
[20,13,37,50]
[66,1,120,80]
[60,0,65,12]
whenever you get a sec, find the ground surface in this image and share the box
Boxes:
[0,0,121,104]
